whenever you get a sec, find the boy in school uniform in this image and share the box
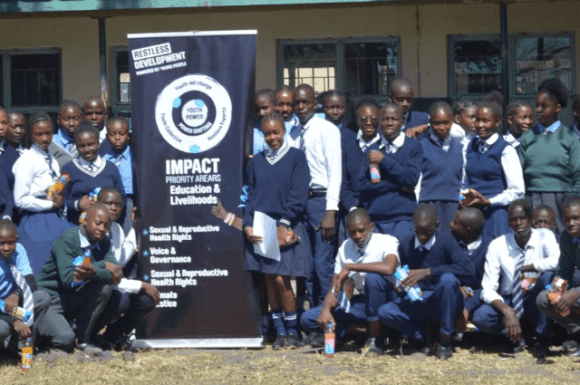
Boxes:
[98,117,135,235]
[83,96,108,143]
[50,100,83,169]
[5,110,26,155]
[378,204,475,359]
[0,107,20,191]
[471,199,559,358]
[287,84,342,308]
[300,209,399,354]
[388,78,429,139]
[274,86,300,134]
[532,205,557,235]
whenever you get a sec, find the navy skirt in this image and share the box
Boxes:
[481,205,510,239]
[18,209,72,275]
[245,219,312,278]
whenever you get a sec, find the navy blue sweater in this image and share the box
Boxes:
[358,136,421,223]
[243,147,310,228]
[452,234,493,288]
[465,137,509,197]
[0,145,20,190]
[402,111,430,133]
[0,159,13,219]
[398,231,476,290]
[419,136,463,202]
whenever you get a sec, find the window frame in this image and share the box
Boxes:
[109,45,132,118]
[0,47,62,113]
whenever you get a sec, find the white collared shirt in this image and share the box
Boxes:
[108,222,141,294]
[414,234,436,250]
[429,133,452,152]
[287,115,342,211]
[335,233,400,293]
[77,155,104,173]
[481,228,559,304]
[356,130,381,151]
[503,132,520,148]
[450,123,466,143]
[462,133,525,206]
[12,144,60,212]
[466,235,483,256]
[379,132,405,153]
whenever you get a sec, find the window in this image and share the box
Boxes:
[449,32,575,99]
[0,48,61,111]
[110,46,132,118]
[278,37,401,99]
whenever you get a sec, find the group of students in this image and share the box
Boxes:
[241,77,580,359]
[0,97,158,356]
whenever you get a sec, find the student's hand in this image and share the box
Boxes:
[520,275,537,295]
[405,124,429,138]
[51,193,64,209]
[316,310,336,332]
[316,210,336,243]
[4,293,19,314]
[130,207,138,224]
[141,283,160,305]
[211,201,228,220]
[367,150,384,165]
[555,289,580,314]
[105,262,123,284]
[277,226,288,248]
[402,268,430,287]
[334,266,351,294]
[74,264,96,281]
[461,189,490,208]
[12,319,31,339]
[502,307,522,344]
[79,195,95,211]
[244,227,263,245]
[460,286,473,299]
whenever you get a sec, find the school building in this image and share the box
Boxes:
[0,0,578,122]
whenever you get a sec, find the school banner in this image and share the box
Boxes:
[128,31,260,348]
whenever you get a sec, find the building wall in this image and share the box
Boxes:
[0,1,578,103]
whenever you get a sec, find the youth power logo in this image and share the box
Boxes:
[155,74,232,153]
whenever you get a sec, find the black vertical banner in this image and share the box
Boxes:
[128,31,260,347]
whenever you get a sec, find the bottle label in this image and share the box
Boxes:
[21,352,32,371]
[324,335,335,355]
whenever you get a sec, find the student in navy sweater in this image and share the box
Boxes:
[321,90,348,132]
[461,99,525,239]
[358,103,421,241]
[0,107,21,192]
[62,122,126,226]
[378,204,475,359]
[339,97,380,244]
[244,113,311,349]
[419,102,463,233]
[388,78,429,139]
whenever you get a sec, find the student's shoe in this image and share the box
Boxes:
[308,332,325,348]
[435,343,453,359]
[78,343,103,356]
[272,334,286,350]
[286,334,300,348]
[364,337,385,355]
[533,339,549,359]
[563,339,579,352]
[512,337,526,354]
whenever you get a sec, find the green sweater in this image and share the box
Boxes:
[37,227,117,297]
[519,124,580,194]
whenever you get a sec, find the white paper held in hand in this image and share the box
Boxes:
[253,211,281,261]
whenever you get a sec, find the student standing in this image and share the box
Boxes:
[83,96,108,143]
[321,90,348,132]
[4,110,26,154]
[388,78,429,139]
[275,86,300,134]
[49,100,83,169]
[503,102,533,148]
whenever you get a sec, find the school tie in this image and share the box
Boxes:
[510,235,526,319]
[45,155,57,179]
[290,125,305,151]
[9,261,34,327]
[88,163,95,172]
[115,153,122,168]
[478,139,488,154]
[385,143,393,154]
[457,240,469,254]
[68,140,78,158]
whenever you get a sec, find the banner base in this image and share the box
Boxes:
[136,338,263,349]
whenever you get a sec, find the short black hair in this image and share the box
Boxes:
[429,101,453,118]
[413,203,438,224]
[0,219,17,235]
[355,96,380,116]
[389,78,413,96]
[320,90,346,105]
[457,207,485,236]
[27,112,54,133]
[74,120,99,142]
[58,99,82,115]
[508,199,533,219]
[562,196,580,212]
[506,101,531,118]
[347,208,371,226]
[538,78,569,108]
[453,99,476,116]
[380,102,403,118]
[260,112,285,132]
[275,85,294,95]
[97,186,121,202]
[255,89,276,103]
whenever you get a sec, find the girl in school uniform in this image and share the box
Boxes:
[419,102,463,232]
[62,121,126,226]
[503,101,533,148]
[461,99,525,238]
[13,113,71,274]
[519,78,580,233]
[252,89,278,156]
[244,113,311,350]
[450,99,477,145]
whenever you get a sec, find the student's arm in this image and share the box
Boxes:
[91,243,116,282]
[378,140,422,188]
[480,240,504,305]
[322,125,342,212]
[24,275,37,293]
[316,273,340,330]
[429,238,476,284]
[557,232,577,282]
[52,235,83,288]
[12,156,54,212]
[0,165,13,219]
[487,145,525,206]
[526,230,559,273]
[242,160,256,230]
[279,152,310,228]
[335,254,398,292]
[339,147,358,212]
[490,298,521,343]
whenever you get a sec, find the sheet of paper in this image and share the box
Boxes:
[253,211,281,261]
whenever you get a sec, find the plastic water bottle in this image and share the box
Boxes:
[21,337,33,372]
[547,278,570,316]
[78,187,102,224]
[46,172,71,201]
[71,250,91,288]
[369,163,381,184]
[394,265,423,301]
[0,299,32,323]
[324,322,335,358]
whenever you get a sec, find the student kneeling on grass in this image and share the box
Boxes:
[300,208,399,355]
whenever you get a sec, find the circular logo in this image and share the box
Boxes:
[155,74,232,153]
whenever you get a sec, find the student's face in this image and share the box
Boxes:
[275,91,293,120]
[564,205,580,238]
[6,114,26,146]
[450,213,468,240]
[357,105,379,142]
[430,109,453,140]
[0,111,8,141]
[262,119,285,150]
[293,88,316,124]
[347,218,374,249]
[98,191,123,222]
[76,132,99,162]
[83,209,112,243]
[414,218,438,245]
[380,106,403,142]
[83,100,107,130]
[323,95,346,126]
[535,91,561,127]
[474,107,500,140]
[454,107,477,133]
[57,106,83,136]
[532,210,556,231]
[0,229,17,261]
[389,86,414,115]
[508,105,533,137]
[255,96,275,118]
[106,121,130,153]
[508,206,532,240]
[30,121,53,151]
